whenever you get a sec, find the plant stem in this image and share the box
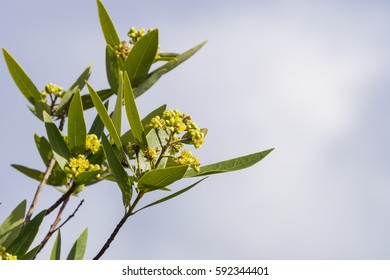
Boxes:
[24,115,66,225]
[93,192,144,260]
[93,212,129,260]
[45,181,77,216]
[24,156,56,225]
[35,197,70,258]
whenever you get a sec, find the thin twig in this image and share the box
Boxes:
[24,156,56,225]
[53,199,84,233]
[45,181,77,216]
[93,192,144,260]
[93,212,129,260]
[24,115,66,225]
[35,197,70,258]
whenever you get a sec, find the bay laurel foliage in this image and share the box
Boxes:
[0,0,273,260]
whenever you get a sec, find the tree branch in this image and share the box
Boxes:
[53,199,84,233]
[24,156,56,225]
[45,181,77,216]
[35,197,70,258]
[24,115,66,225]
[93,192,144,260]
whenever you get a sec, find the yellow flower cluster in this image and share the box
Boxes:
[144,146,159,161]
[162,109,187,133]
[149,109,205,149]
[185,121,205,149]
[0,246,17,260]
[86,134,101,154]
[45,83,63,94]
[115,41,131,59]
[64,154,100,179]
[40,83,63,103]
[128,26,146,44]
[176,150,201,172]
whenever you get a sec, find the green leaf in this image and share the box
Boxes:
[106,44,119,93]
[34,101,51,121]
[67,90,87,155]
[67,228,88,260]
[123,72,145,145]
[125,29,159,85]
[0,200,26,248]
[135,177,207,214]
[97,0,120,48]
[56,63,93,116]
[11,164,66,186]
[184,149,274,178]
[34,134,52,166]
[138,165,188,193]
[82,88,114,110]
[7,210,46,258]
[112,72,123,136]
[101,134,132,205]
[88,100,109,138]
[2,48,41,104]
[69,62,93,92]
[134,41,206,98]
[121,104,167,145]
[86,82,122,148]
[75,170,101,185]
[43,111,71,169]
[133,69,166,98]
[50,229,61,260]
[20,245,41,260]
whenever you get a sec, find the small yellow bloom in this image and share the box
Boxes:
[45,83,63,96]
[64,154,101,179]
[176,150,200,172]
[86,134,101,154]
[0,246,17,260]
[144,147,158,161]
[115,41,131,59]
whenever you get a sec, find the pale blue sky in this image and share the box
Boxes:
[1,0,390,259]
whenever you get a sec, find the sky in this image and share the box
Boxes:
[1,0,390,260]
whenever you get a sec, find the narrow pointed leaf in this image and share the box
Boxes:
[34,134,52,166]
[86,82,122,148]
[134,41,206,98]
[75,170,101,185]
[0,200,26,248]
[68,90,86,155]
[112,72,123,136]
[67,228,88,260]
[34,101,51,121]
[56,63,93,116]
[184,149,274,178]
[135,177,207,214]
[133,69,166,98]
[101,134,132,204]
[11,164,66,186]
[7,210,46,258]
[50,230,62,260]
[43,111,71,169]
[82,89,113,110]
[106,44,119,92]
[2,48,41,104]
[97,0,120,48]
[89,100,109,138]
[20,245,41,260]
[138,165,188,193]
[125,29,158,85]
[121,104,167,144]
[123,72,145,145]
[69,62,93,92]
